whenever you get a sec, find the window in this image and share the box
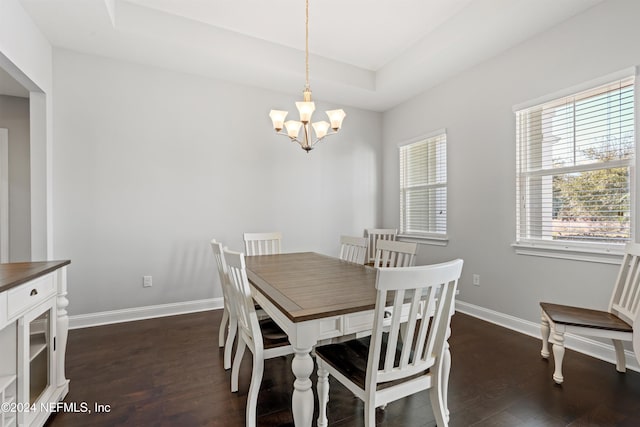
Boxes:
[515,75,635,253]
[399,132,447,238]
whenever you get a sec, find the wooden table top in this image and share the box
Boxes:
[245,252,378,322]
[0,260,71,293]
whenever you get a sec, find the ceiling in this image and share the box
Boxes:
[8,0,603,110]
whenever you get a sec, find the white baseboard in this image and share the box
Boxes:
[68,297,224,330]
[455,300,640,373]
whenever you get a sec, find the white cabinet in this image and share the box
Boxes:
[0,261,70,427]
[0,321,17,427]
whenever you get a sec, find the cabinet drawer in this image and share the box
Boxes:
[6,274,55,321]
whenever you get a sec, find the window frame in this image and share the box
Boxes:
[513,68,638,263]
[398,130,448,245]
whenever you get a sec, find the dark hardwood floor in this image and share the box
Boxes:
[45,310,640,426]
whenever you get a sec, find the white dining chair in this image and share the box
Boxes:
[540,242,640,384]
[364,228,397,264]
[224,248,293,427]
[210,239,236,370]
[339,235,368,265]
[315,259,464,427]
[243,232,282,256]
[372,239,417,268]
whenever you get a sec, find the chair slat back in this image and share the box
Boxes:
[210,239,232,308]
[339,235,368,264]
[365,228,397,263]
[210,239,228,283]
[610,243,640,325]
[373,239,417,268]
[223,248,262,349]
[243,232,282,256]
[367,260,463,386]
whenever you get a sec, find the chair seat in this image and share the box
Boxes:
[258,318,290,348]
[540,302,632,332]
[315,335,423,390]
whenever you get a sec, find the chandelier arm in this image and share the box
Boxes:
[275,132,305,147]
[275,131,295,138]
[276,132,305,147]
[275,129,339,147]
[312,130,338,144]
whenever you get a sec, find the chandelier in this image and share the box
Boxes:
[268,0,346,152]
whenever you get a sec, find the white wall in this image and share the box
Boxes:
[52,49,382,316]
[0,0,53,260]
[382,0,639,324]
[0,95,31,261]
[0,0,52,91]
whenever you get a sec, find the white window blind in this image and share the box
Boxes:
[399,133,447,236]
[516,76,635,249]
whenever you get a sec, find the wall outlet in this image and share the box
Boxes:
[143,275,153,287]
[472,274,480,286]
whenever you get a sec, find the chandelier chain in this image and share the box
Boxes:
[305,0,309,88]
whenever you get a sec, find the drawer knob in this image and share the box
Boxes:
[30,289,38,296]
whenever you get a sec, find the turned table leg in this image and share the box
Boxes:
[292,346,314,427]
[317,363,329,427]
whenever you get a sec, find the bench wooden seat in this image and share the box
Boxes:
[540,302,632,332]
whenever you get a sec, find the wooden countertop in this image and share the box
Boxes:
[0,260,71,293]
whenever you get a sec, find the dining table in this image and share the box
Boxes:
[245,251,453,427]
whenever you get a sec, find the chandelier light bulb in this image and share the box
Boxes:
[312,121,330,139]
[269,110,288,131]
[295,101,316,123]
[284,120,302,139]
[326,109,346,130]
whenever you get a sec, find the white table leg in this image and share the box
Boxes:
[291,346,314,427]
[317,363,329,427]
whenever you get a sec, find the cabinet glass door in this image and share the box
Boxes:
[29,309,50,404]
[16,294,56,427]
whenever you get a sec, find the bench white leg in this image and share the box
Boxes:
[541,314,550,359]
[551,330,565,384]
[613,339,626,372]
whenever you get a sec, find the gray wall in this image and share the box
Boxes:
[0,95,31,261]
[382,0,639,324]
[52,48,383,316]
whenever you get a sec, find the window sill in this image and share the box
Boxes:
[398,234,448,247]
[512,242,624,264]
